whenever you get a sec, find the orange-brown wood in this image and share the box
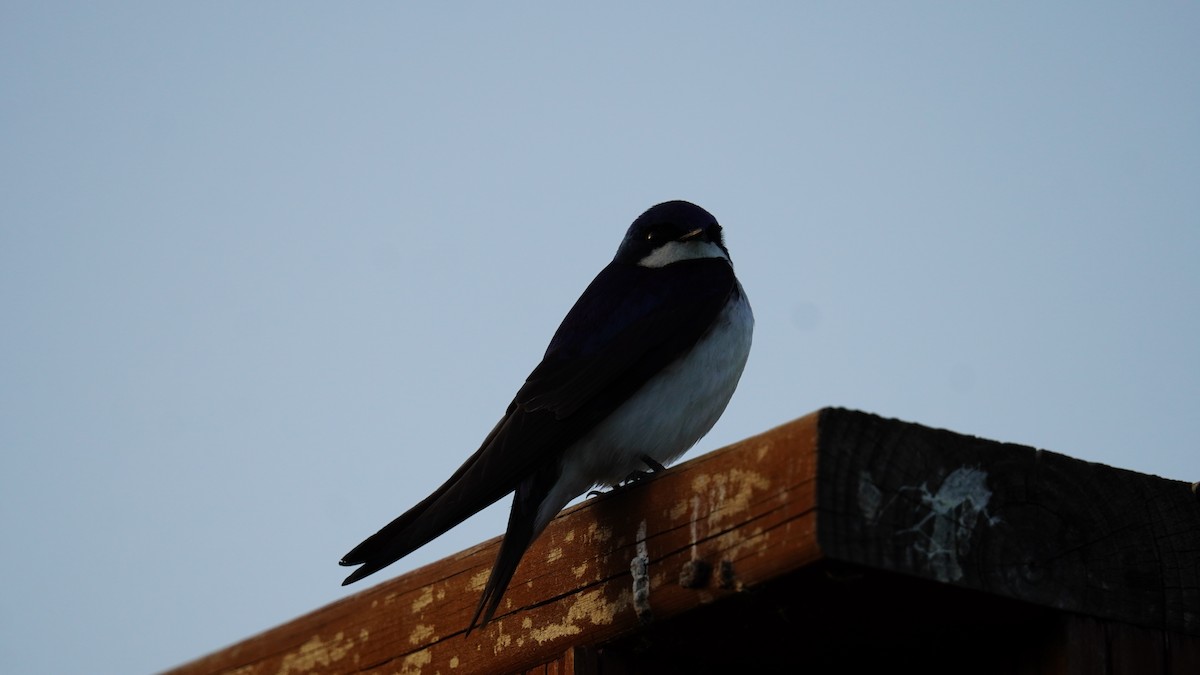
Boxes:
[164,407,1200,674]
[164,412,821,675]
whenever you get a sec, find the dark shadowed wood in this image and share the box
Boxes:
[163,408,1200,674]
[815,407,1200,637]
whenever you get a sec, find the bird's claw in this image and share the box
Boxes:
[619,456,668,485]
[585,456,668,497]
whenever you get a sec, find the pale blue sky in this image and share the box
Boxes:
[3,4,1198,673]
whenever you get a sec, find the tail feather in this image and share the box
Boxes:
[466,501,536,633]
[466,465,560,635]
[339,407,577,633]
[339,478,510,585]
[339,415,530,584]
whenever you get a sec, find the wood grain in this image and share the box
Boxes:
[165,412,820,674]
[815,407,1200,637]
[164,408,1200,674]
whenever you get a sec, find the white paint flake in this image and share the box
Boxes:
[630,520,653,624]
[898,466,1002,582]
[858,470,883,522]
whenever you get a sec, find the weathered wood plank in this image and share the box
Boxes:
[815,407,1200,637]
[165,408,1200,674]
[165,412,819,674]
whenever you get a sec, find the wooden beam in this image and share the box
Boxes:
[164,408,1200,674]
[816,408,1200,637]
[166,411,820,675]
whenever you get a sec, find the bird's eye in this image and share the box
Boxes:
[645,224,670,242]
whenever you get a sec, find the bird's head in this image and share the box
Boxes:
[614,200,731,268]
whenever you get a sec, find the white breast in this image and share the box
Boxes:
[533,287,754,529]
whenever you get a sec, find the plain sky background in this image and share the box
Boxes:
[3,3,1198,672]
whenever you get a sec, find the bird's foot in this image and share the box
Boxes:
[618,456,668,486]
[641,455,667,473]
[620,470,655,485]
[586,456,669,497]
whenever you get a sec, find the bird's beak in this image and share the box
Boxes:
[679,228,705,242]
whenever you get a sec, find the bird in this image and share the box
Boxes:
[339,200,754,634]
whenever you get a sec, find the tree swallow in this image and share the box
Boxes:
[339,200,753,633]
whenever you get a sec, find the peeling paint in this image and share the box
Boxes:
[547,546,563,562]
[694,469,770,531]
[668,499,689,520]
[397,649,431,675]
[689,495,701,556]
[410,586,434,613]
[899,466,1002,582]
[858,471,883,522]
[407,623,434,646]
[526,588,631,644]
[468,569,489,592]
[631,520,653,624]
[572,562,589,578]
[635,520,649,559]
[587,522,612,544]
[275,631,356,674]
[449,655,460,669]
[726,468,770,514]
[691,469,773,562]
[491,620,514,653]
